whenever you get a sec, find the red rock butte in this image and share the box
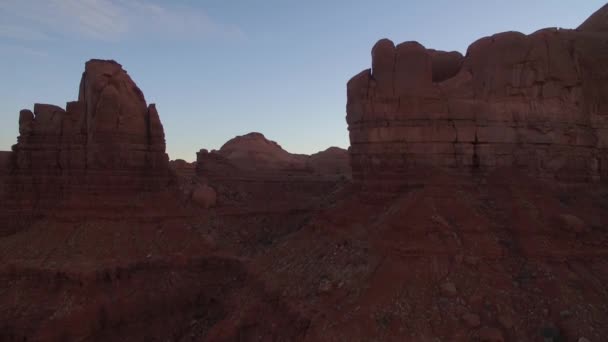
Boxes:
[4,59,169,205]
[347,10,608,185]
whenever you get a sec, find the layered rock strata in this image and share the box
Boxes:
[0,151,11,199]
[347,13,608,184]
[6,60,169,204]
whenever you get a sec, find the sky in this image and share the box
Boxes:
[0,0,605,161]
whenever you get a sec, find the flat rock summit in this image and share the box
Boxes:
[1,4,608,342]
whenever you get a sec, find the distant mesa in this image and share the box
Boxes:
[192,132,350,210]
[217,132,307,171]
[196,132,350,178]
[3,59,170,205]
[307,146,351,176]
[170,159,195,170]
[347,8,608,184]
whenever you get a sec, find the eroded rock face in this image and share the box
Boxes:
[0,152,11,171]
[7,59,169,203]
[347,15,608,184]
[0,151,11,198]
[578,3,608,32]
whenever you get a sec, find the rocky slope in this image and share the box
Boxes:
[347,11,608,185]
[253,170,608,341]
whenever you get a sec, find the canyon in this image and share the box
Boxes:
[1,4,608,342]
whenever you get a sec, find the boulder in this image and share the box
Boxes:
[192,184,217,209]
[558,214,589,234]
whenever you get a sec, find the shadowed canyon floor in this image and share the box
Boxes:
[2,4,608,342]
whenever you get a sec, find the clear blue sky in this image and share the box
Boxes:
[0,0,604,161]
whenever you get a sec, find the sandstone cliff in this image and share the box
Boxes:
[347,10,608,184]
[5,59,169,205]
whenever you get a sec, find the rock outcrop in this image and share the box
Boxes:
[196,132,350,178]
[347,10,608,184]
[307,147,351,176]
[0,151,11,169]
[6,59,169,204]
[191,183,217,209]
[194,133,350,211]
[170,159,195,170]
[169,159,196,179]
[216,132,307,171]
[577,3,608,32]
[0,151,11,198]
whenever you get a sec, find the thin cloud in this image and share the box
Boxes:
[0,0,244,42]
[52,0,129,40]
[121,0,245,40]
[0,24,52,41]
[0,44,49,57]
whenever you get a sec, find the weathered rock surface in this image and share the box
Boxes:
[170,159,195,170]
[0,151,11,199]
[347,14,608,184]
[196,132,350,178]
[196,148,241,178]
[216,132,307,171]
[194,133,350,211]
[578,3,608,32]
[191,183,217,209]
[307,147,351,176]
[0,151,11,173]
[0,150,11,161]
[6,60,169,205]
[170,159,196,180]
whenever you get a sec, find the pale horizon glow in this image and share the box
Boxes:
[1,0,605,161]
